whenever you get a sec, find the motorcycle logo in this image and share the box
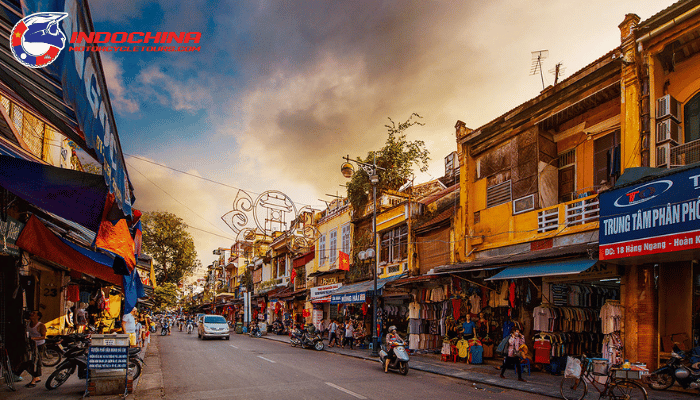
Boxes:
[613,180,673,208]
[10,12,68,69]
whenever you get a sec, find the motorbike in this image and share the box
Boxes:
[290,327,324,351]
[272,320,286,335]
[45,340,89,390]
[249,323,262,338]
[648,344,700,391]
[379,337,410,375]
[42,333,90,367]
[187,321,194,334]
[127,347,145,380]
[161,321,170,336]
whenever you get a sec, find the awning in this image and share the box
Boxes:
[293,249,314,268]
[330,274,406,304]
[485,258,598,281]
[308,268,343,278]
[16,215,122,286]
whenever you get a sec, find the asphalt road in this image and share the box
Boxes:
[158,329,543,400]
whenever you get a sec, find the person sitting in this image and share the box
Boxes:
[384,325,403,373]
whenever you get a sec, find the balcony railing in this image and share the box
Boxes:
[537,194,599,233]
[670,139,700,166]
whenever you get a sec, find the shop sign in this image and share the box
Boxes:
[0,216,24,256]
[600,167,700,260]
[331,292,365,304]
[312,309,323,329]
[321,277,338,285]
[87,346,127,369]
[310,283,342,300]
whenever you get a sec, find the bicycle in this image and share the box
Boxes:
[560,355,648,400]
[0,336,15,391]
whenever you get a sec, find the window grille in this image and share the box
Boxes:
[486,181,512,208]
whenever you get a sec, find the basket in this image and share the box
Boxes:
[591,358,610,376]
[613,369,648,380]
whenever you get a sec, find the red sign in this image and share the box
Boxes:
[600,228,700,260]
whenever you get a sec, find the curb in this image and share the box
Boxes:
[256,333,561,399]
[132,336,164,400]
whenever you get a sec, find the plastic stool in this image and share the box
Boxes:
[518,358,531,376]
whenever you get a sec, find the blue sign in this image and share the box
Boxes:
[21,0,133,216]
[599,167,700,260]
[87,346,128,370]
[331,292,366,304]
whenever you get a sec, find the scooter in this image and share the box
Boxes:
[45,341,89,390]
[187,321,194,334]
[648,344,700,391]
[272,320,286,335]
[248,323,262,338]
[42,333,90,367]
[379,337,410,375]
[290,326,324,351]
[161,321,170,336]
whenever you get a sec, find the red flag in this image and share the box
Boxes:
[95,193,136,274]
[290,267,296,284]
[338,251,350,271]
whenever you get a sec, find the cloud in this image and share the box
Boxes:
[132,66,215,113]
[101,54,140,114]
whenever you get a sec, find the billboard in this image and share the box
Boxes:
[599,167,700,260]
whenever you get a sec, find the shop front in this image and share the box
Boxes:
[600,165,700,369]
[309,283,342,331]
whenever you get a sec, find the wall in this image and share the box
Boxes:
[658,262,693,352]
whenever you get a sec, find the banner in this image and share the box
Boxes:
[599,166,700,260]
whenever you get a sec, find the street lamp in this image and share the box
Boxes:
[340,154,384,357]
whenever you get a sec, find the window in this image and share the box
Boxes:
[486,181,512,208]
[558,149,576,203]
[593,130,621,188]
[318,234,326,265]
[685,92,700,143]
[380,225,408,263]
[329,229,337,265]
[341,223,351,255]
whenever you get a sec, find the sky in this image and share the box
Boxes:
[87,0,679,279]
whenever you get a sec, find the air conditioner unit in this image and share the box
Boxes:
[656,94,680,122]
[656,119,681,144]
[656,142,677,168]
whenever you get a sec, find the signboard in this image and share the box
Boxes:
[20,0,134,215]
[312,309,323,330]
[331,292,366,304]
[87,346,128,370]
[0,216,24,256]
[310,283,342,300]
[599,167,700,260]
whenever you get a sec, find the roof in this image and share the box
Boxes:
[413,207,454,232]
[418,184,459,205]
[331,274,406,296]
[636,0,700,36]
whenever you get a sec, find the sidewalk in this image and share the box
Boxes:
[256,332,695,400]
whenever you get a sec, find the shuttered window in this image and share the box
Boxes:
[486,181,512,208]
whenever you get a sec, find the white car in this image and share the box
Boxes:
[198,314,230,340]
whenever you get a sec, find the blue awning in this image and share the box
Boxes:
[330,274,405,304]
[485,258,598,281]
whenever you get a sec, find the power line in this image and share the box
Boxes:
[126,161,234,238]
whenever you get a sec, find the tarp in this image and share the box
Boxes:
[123,268,145,314]
[0,155,107,231]
[330,274,406,304]
[16,215,121,286]
[485,258,597,281]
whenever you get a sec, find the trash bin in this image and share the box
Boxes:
[236,322,243,334]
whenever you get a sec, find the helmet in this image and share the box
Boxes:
[388,325,397,332]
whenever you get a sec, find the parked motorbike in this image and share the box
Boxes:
[187,321,194,334]
[272,320,286,335]
[45,341,89,390]
[249,323,262,338]
[290,326,324,351]
[42,333,90,367]
[127,347,145,380]
[648,344,700,391]
[379,336,410,375]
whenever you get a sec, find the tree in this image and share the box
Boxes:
[347,113,430,214]
[141,211,199,286]
[153,282,179,311]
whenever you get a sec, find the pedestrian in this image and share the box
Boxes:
[135,317,143,347]
[344,319,355,350]
[76,304,88,333]
[122,308,138,346]
[499,326,527,382]
[328,319,338,347]
[15,310,46,388]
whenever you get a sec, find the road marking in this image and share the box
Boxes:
[257,355,276,363]
[325,382,367,399]
[229,345,238,349]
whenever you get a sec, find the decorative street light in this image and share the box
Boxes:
[341,154,384,357]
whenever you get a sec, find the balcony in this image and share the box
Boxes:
[474,194,599,251]
[670,139,700,166]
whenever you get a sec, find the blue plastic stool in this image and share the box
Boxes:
[518,358,531,376]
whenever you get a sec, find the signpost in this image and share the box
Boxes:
[87,334,130,396]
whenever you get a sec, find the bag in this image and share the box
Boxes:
[496,336,509,356]
[564,356,582,378]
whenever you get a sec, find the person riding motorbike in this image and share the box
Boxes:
[384,326,403,373]
[177,316,185,331]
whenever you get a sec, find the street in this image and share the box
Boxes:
[153,329,542,400]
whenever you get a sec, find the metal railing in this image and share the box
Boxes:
[537,194,599,233]
[670,139,700,166]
